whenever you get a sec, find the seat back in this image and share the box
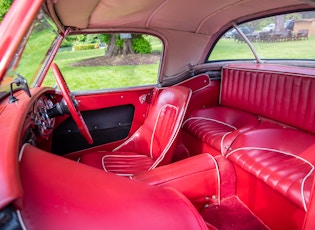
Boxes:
[221,64,315,134]
[114,86,191,168]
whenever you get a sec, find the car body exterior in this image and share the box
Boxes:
[0,0,315,229]
[262,23,275,32]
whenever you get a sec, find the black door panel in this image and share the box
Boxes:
[52,105,134,155]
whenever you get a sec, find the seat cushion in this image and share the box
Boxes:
[226,127,315,211]
[183,106,259,154]
[80,151,155,176]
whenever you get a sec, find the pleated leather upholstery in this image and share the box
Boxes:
[226,128,315,211]
[183,106,259,154]
[221,64,315,133]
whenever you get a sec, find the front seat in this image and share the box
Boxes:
[80,86,191,176]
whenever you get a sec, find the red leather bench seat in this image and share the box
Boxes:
[183,106,259,154]
[183,64,315,155]
[225,127,315,211]
[182,64,315,222]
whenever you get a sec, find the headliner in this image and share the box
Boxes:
[46,0,314,83]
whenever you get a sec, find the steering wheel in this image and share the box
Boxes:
[51,63,93,145]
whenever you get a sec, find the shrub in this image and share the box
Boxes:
[73,44,98,51]
[60,39,73,48]
[132,36,152,54]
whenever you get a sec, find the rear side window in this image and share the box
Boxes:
[209,11,315,61]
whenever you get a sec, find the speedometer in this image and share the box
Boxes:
[33,95,55,138]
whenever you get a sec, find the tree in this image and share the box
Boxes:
[104,34,151,57]
[274,15,285,32]
[0,0,13,22]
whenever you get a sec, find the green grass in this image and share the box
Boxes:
[43,49,160,91]
[16,29,57,84]
[210,36,315,60]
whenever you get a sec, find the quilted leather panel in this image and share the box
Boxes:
[183,107,259,153]
[221,64,315,133]
[226,128,315,210]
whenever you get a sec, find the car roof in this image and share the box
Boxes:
[45,0,315,84]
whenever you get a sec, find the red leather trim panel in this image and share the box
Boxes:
[226,127,315,211]
[221,64,315,133]
[177,74,220,116]
[134,153,221,207]
[19,144,208,230]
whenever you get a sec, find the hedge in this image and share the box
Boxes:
[73,44,98,51]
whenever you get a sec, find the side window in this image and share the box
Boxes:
[209,11,315,61]
[43,33,162,91]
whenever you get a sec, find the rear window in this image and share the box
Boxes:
[209,11,315,61]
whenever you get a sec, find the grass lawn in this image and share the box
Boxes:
[210,36,315,60]
[43,49,160,91]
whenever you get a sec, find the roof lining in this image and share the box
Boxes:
[145,0,169,28]
[196,0,249,33]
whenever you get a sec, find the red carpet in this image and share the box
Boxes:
[200,196,269,230]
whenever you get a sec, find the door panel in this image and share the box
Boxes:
[52,87,154,155]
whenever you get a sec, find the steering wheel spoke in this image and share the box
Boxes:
[52,63,93,145]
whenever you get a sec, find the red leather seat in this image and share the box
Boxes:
[80,86,191,176]
[226,127,315,211]
[183,106,259,154]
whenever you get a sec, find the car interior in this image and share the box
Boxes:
[1,0,315,229]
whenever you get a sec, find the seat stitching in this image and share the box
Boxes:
[226,146,314,211]
[183,117,237,130]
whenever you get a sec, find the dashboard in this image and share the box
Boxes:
[33,95,55,137]
[23,93,56,146]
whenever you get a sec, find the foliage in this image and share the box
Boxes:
[0,0,13,22]
[132,36,152,54]
[116,36,124,48]
[73,44,98,51]
[60,39,73,48]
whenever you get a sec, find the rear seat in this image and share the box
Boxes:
[183,106,259,155]
[183,63,315,214]
[183,64,315,154]
[225,126,315,211]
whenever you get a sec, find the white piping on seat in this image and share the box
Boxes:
[150,105,181,169]
[226,146,314,211]
[208,154,221,205]
[151,90,192,170]
[150,104,178,159]
[18,143,29,162]
[183,117,237,131]
[16,210,27,230]
[106,89,192,173]
[220,132,232,155]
